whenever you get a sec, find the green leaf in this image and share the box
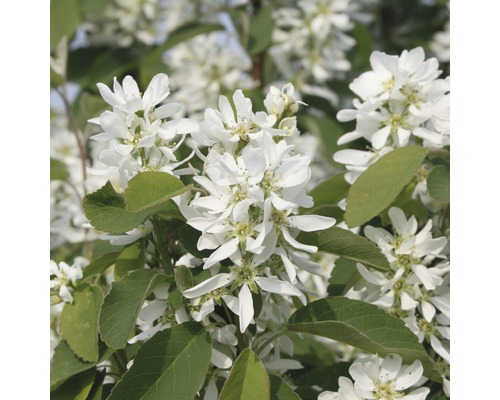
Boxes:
[174,265,194,292]
[50,0,80,51]
[50,158,70,181]
[99,269,168,349]
[298,115,347,165]
[115,242,146,279]
[86,370,107,400]
[248,5,274,55]
[269,375,300,400]
[219,349,270,400]
[51,341,114,390]
[344,146,429,227]
[84,49,138,88]
[304,205,345,221]
[83,181,180,234]
[178,224,212,259]
[125,171,191,212]
[292,362,351,393]
[308,173,350,207]
[108,323,211,400]
[327,258,361,296]
[427,165,450,204]
[288,297,438,380]
[297,226,390,272]
[60,285,104,362]
[82,251,121,280]
[140,23,224,86]
[51,341,96,389]
[77,0,107,15]
[51,369,96,400]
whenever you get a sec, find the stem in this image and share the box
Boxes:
[250,0,265,87]
[222,301,234,326]
[112,350,129,375]
[254,328,287,355]
[152,218,174,277]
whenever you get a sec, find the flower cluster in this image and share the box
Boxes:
[318,353,430,400]
[181,85,335,333]
[333,47,450,183]
[270,0,356,105]
[163,32,256,120]
[89,73,198,188]
[80,0,173,47]
[346,207,450,392]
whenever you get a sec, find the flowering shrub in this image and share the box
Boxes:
[50,1,450,399]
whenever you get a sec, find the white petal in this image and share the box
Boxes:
[403,387,431,400]
[255,276,306,305]
[238,284,254,333]
[211,347,233,369]
[371,125,391,149]
[282,229,317,253]
[393,359,424,390]
[378,353,402,383]
[139,300,167,322]
[203,238,240,269]
[287,215,335,232]
[182,273,234,299]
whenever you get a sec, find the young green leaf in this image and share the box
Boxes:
[427,164,450,204]
[107,323,211,400]
[125,171,192,212]
[219,348,270,400]
[99,269,168,349]
[269,375,301,400]
[288,297,439,381]
[60,285,104,362]
[344,146,429,227]
[297,226,390,271]
[83,181,179,234]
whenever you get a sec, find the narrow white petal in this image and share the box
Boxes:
[139,300,167,322]
[211,348,233,369]
[287,215,335,232]
[282,229,317,253]
[238,284,254,333]
[182,273,234,299]
[255,276,305,304]
[204,238,240,269]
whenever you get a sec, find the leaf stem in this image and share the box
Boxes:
[254,328,287,355]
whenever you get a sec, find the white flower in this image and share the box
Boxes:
[182,258,306,333]
[89,73,198,188]
[335,47,449,152]
[50,259,85,303]
[99,220,154,245]
[194,90,278,152]
[349,354,429,399]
